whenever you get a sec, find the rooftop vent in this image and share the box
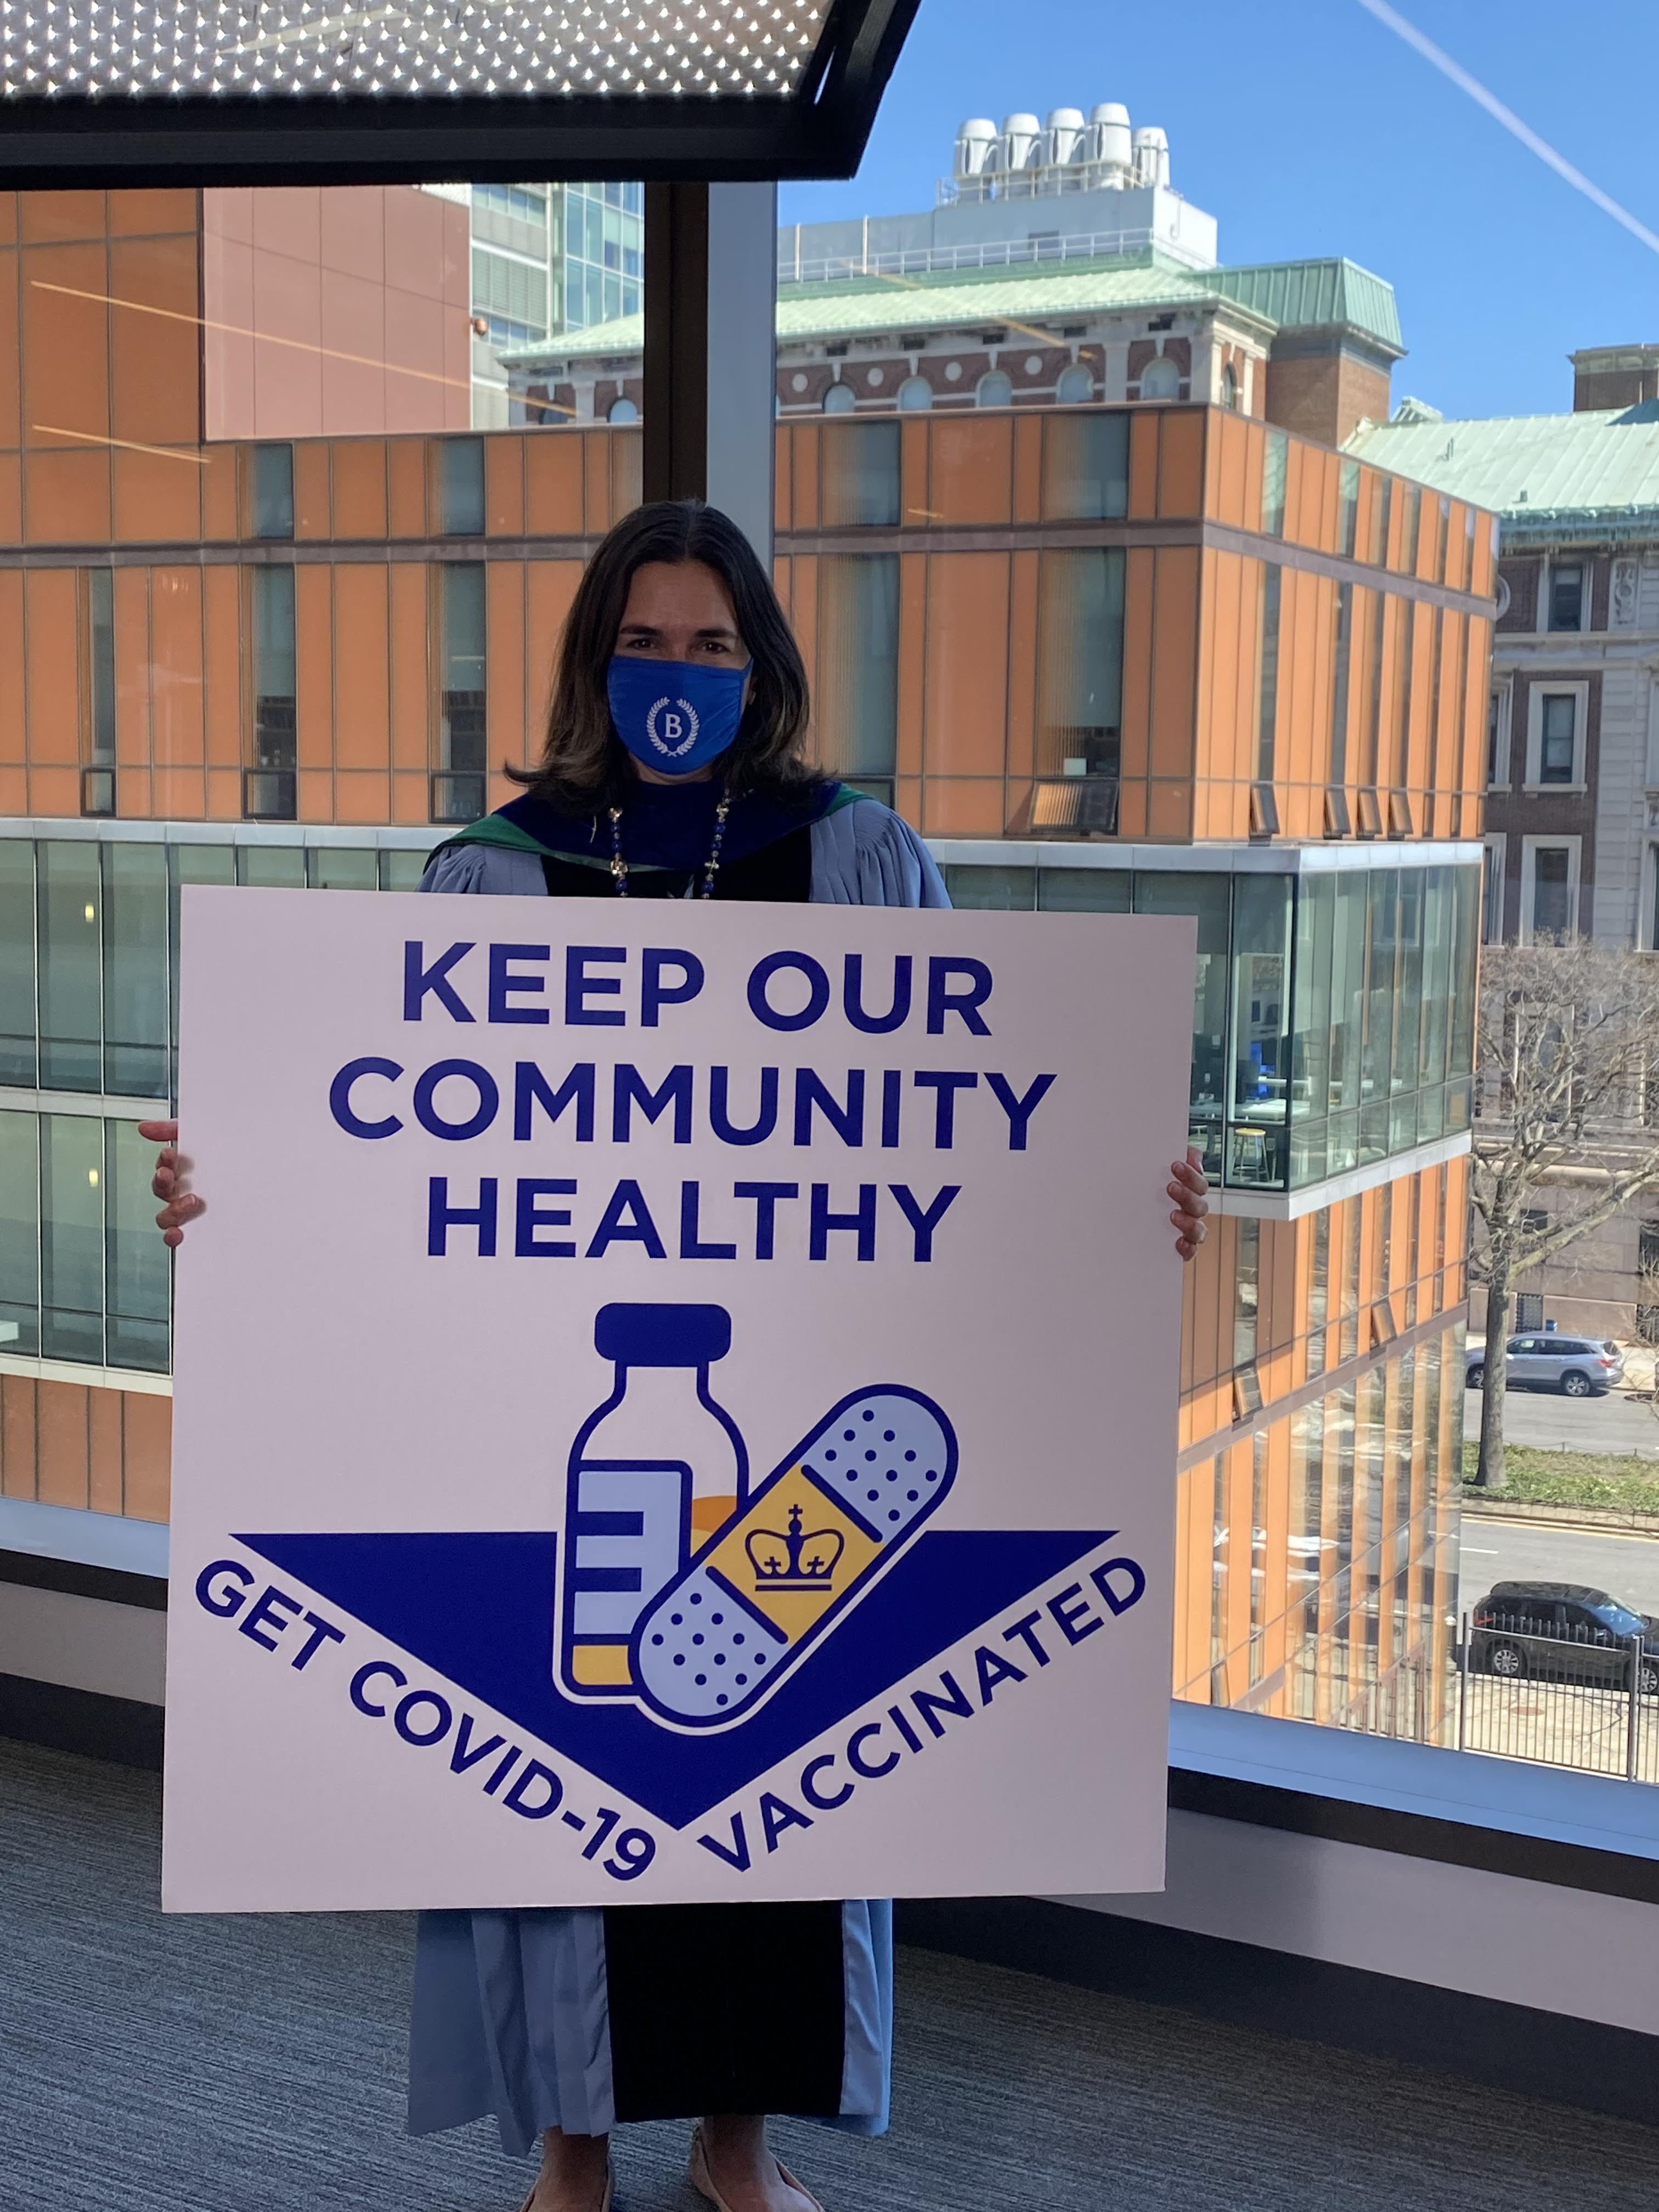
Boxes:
[947,98,1172,205]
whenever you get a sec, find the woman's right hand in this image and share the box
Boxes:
[138,1120,204,1247]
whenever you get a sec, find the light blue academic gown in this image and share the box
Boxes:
[408,793,948,2158]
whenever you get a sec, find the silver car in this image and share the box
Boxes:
[1465,1334,1626,1397]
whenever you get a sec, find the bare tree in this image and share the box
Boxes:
[1470,938,1659,1490]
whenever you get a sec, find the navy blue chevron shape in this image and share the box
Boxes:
[236,1528,1114,1830]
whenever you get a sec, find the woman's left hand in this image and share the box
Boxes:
[1168,1148,1210,1262]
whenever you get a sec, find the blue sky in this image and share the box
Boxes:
[779,0,1659,424]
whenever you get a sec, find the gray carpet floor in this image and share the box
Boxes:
[2,1736,1655,2211]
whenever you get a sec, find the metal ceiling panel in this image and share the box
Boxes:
[0,0,919,185]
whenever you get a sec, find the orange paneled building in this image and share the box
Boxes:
[0,189,1492,1746]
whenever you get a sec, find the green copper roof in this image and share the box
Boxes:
[1208,258,1403,352]
[1346,402,1659,540]
[498,249,1404,369]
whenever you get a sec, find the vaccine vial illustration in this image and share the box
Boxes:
[633,1384,957,1728]
[560,1303,747,1699]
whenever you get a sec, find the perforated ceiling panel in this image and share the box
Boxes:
[0,0,918,187]
[0,0,831,101]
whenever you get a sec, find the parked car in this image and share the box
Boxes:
[1464,1335,1625,1396]
[1469,1581,1659,1693]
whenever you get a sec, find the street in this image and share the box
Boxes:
[1462,1380,1659,1457]
[1459,1516,1659,1616]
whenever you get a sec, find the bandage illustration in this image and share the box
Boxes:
[631,1384,957,1728]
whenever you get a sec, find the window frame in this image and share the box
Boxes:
[1547,558,1587,635]
[1518,836,1581,945]
[1523,680,1589,792]
[1481,833,1507,944]
[1139,354,1182,403]
[1486,678,1512,791]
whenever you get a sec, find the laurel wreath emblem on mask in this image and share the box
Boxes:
[646,696,701,757]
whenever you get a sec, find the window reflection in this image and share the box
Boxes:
[0,842,36,1087]
[252,445,295,541]
[436,564,489,825]
[1229,875,1291,1188]
[101,843,168,1098]
[1036,548,1124,783]
[820,418,901,527]
[250,567,297,822]
[41,1111,103,1364]
[38,843,103,1093]
[815,555,899,804]
[84,569,116,819]
[1132,871,1231,1181]
[1040,412,1128,521]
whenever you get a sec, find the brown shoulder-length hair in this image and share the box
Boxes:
[508,500,822,810]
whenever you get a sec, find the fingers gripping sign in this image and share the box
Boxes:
[139,1118,203,1248]
[1167,1145,1209,1263]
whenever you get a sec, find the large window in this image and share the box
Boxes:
[1327,582,1352,831]
[83,568,116,818]
[36,843,102,1092]
[1229,874,1292,1186]
[1528,685,1583,786]
[819,418,901,527]
[0,833,437,1126]
[1486,682,1510,788]
[249,567,297,822]
[564,180,644,329]
[1132,872,1233,1181]
[1040,411,1128,521]
[472,247,549,342]
[1482,835,1506,944]
[1261,427,1288,537]
[252,444,294,540]
[1035,549,1125,788]
[435,565,488,825]
[441,439,487,536]
[815,556,900,803]
[1255,565,1282,835]
[1521,838,1579,941]
[1338,458,1359,557]
[0,1108,170,1372]
[1548,560,1585,632]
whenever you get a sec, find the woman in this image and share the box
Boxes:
[146,499,1211,2212]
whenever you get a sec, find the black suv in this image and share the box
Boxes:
[1469,1582,1659,1693]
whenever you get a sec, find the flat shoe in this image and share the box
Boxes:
[689,2123,824,2212]
[516,2156,616,2212]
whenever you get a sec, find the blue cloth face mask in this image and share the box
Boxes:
[607,654,748,777]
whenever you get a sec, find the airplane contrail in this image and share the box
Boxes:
[1356,0,1659,258]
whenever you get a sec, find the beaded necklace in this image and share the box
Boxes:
[606,787,731,899]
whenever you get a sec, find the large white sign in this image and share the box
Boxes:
[161,888,1194,1912]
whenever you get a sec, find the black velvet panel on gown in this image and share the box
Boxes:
[539,827,812,903]
[603,1900,848,2122]
[539,800,846,2122]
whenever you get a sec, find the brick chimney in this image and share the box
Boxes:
[1570,343,1659,413]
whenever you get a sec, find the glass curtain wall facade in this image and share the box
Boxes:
[467,182,644,348]
[941,857,1480,1193]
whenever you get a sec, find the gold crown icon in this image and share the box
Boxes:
[745,1502,845,1592]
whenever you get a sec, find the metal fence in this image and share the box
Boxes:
[1457,1613,1658,1782]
